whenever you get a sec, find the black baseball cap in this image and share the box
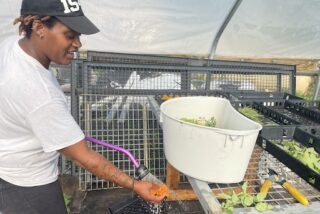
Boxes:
[20,0,99,35]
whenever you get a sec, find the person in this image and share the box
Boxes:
[0,0,166,213]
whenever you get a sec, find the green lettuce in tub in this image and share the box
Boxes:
[180,116,216,127]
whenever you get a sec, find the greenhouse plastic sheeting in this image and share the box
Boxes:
[1,0,320,59]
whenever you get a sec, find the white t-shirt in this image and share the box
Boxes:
[0,36,85,186]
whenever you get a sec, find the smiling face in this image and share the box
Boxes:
[41,20,82,65]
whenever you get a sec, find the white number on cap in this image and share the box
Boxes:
[61,0,80,13]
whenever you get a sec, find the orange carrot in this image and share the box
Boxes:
[161,95,171,101]
[150,185,169,197]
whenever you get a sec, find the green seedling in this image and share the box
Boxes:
[64,193,71,213]
[239,107,263,124]
[273,140,320,174]
[180,116,216,127]
[218,182,273,213]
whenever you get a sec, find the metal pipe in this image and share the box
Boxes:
[142,105,149,168]
[296,69,320,100]
[208,0,243,60]
[313,72,320,100]
[85,136,140,168]
[296,71,319,76]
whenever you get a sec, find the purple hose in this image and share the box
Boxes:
[85,136,140,168]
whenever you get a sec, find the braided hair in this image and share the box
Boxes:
[13,15,58,39]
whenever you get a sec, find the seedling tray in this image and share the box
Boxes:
[284,100,320,122]
[250,100,320,126]
[288,100,320,112]
[257,134,320,191]
[261,126,320,154]
[232,100,300,126]
[299,126,320,139]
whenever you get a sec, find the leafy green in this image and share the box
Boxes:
[255,193,267,203]
[205,117,217,127]
[218,182,273,213]
[272,140,320,174]
[241,195,254,207]
[255,202,273,212]
[180,116,216,127]
[64,194,71,213]
[239,107,263,124]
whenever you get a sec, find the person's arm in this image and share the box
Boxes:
[59,140,166,203]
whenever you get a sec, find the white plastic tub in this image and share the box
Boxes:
[160,96,262,183]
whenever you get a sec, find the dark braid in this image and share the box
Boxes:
[13,15,57,39]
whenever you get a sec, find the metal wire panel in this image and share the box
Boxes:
[49,63,71,85]
[86,51,296,73]
[78,94,165,190]
[76,62,295,95]
[87,51,190,66]
[84,65,183,92]
[281,75,291,92]
[209,73,281,92]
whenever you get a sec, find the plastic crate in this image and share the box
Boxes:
[109,196,167,214]
[299,126,320,139]
[231,100,320,149]
[109,196,149,214]
[284,100,320,124]
[234,100,319,126]
[232,100,300,126]
[260,126,320,154]
[288,100,320,111]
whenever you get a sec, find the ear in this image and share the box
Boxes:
[32,20,45,39]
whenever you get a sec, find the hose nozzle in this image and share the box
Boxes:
[136,164,150,180]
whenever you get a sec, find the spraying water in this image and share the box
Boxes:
[142,172,164,183]
[141,172,189,213]
[85,137,189,214]
[143,173,168,213]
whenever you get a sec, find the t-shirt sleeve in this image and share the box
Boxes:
[25,98,85,152]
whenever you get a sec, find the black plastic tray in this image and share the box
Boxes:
[109,195,167,214]
[299,126,320,139]
[109,196,150,214]
[232,100,300,126]
[260,126,320,154]
[284,100,320,123]
[257,135,320,191]
[234,100,320,126]
[288,100,320,112]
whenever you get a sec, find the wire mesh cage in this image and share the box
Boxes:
[78,94,165,190]
[69,53,297,191]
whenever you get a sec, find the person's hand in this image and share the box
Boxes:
[133,180,168,204]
